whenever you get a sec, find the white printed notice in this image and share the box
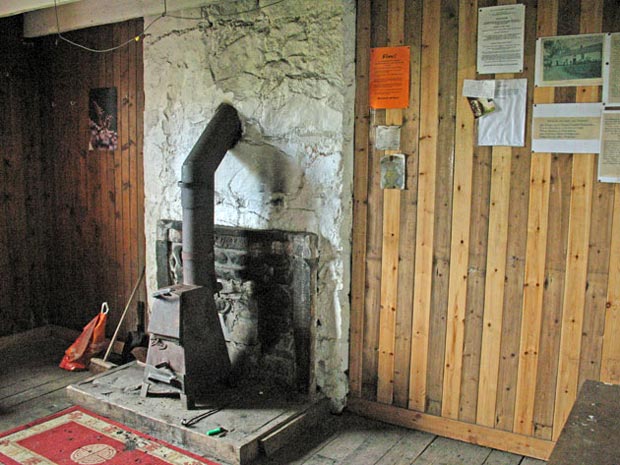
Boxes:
[478,79,527,147]
[462,79,496,99]
[532,103,603,153]
[375,125,401,151]
[477,4,525,74]
[603,33,620,106]
[599,111,620,183]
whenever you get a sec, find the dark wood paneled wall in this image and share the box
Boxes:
[0,16,51,336]
[35,20,146,336]
[349,0,620,460]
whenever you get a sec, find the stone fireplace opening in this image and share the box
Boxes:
[155,219,318,395]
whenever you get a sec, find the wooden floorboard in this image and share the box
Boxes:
[374,429,435,465]
[483,450,523,465]
[415,437,491,465]
[520,459,547,465]
[0,329,544,465]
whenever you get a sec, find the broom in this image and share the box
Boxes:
[90,266,146,373]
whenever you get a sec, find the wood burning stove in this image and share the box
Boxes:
[141,104,243,409]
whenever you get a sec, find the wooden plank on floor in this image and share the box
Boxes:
[0,367,74,400]
[1,372,87,410]
[482,449,522,465]
[254,414,342,465]
[259,400,331,457]
[442,0,477,420]
[339,427,406,465]
[408,0,440,413]
[408,437,491,465]
[0,389,77,431]
[348,397,554,460]
[349,0,371,398]
[520,459,547,465]
[301,456,338,465]
[601,185,620,382]
[377,429,435,464]
[312,428,369,462]
[0,326,53,351]
[316,416,402,463]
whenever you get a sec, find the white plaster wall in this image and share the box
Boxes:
[143,0,355,410]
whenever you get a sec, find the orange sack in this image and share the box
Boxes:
[59,302,109,371]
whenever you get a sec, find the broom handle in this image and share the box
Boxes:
[103,266,146,362]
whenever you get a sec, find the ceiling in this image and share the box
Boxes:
[4,0,214,38]
[0,0,82,18]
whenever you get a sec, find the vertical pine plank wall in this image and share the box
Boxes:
[0,16,50,336]
[349,0,620,459]
[37,20,146,337]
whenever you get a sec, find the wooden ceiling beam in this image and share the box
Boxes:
[23,0,212,38]
[0,0,81,19]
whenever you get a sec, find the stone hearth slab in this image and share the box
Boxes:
[67,362,327,465]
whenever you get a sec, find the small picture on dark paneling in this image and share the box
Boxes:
[88,87,118,151]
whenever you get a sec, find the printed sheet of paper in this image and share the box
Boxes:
[532,103,603,153]
[477,4,525,74]
[462,79,496,99]
[369,46,411,109]
[603,33,620,106]
[477,79,527,147]
[599,111,620,182]
[375,125,401,151]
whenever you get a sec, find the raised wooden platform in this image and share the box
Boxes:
[548,380,620,465]
[67,362,328,465]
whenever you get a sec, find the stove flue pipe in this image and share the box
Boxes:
[180,103,242,288]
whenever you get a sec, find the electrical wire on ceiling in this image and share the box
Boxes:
[53,0,289,53]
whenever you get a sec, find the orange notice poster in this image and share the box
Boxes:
[369,46,410,109]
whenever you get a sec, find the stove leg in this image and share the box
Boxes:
[181,393,196,410]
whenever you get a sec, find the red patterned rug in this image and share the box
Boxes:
[0,406,220,465]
